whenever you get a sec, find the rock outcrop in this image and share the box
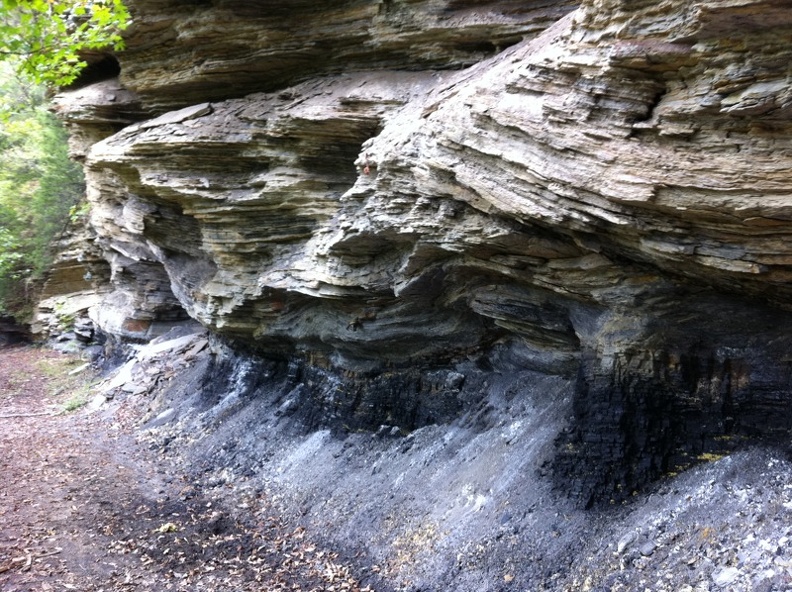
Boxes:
[31,216,110,348]
[52,0,792,588]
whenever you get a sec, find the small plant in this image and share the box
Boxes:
[697,452,725,463]
[33,353,97,411]
[63,392,88,412]
[68,201,91,222]
[52,298,78,331]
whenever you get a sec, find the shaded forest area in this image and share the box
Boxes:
[0,65,86,319]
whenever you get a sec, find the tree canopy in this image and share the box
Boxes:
[0,0,130,87]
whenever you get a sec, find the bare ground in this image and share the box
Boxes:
[0,345,374,592]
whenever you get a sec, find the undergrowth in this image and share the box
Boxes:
[34,351,98,412]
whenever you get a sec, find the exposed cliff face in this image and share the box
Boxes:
[50,0,792,588]
[119,0,577,113]
[31,217,107,348]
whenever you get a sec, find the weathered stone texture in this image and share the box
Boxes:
[32,217,109,346]
[59,0,792,508]
[52,77,146,160]
[119,0,578,113]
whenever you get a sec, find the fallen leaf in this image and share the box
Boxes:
[155,522,179,534]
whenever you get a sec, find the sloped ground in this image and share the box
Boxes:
[87,332,792,591]
[4,341,792,592]
[564,450,792,592]
[0,345,375,592]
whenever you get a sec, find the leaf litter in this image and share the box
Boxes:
[0,345,376,592]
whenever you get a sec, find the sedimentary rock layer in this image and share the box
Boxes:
[120,0,577,113]
[58,0,792,511]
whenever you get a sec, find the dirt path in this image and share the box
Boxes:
[0,346,374,592]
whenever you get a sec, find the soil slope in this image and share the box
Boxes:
[0,345,373,592]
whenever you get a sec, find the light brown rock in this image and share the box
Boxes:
[59,0,792,364]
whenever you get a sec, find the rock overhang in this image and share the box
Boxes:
[51,0,792,507]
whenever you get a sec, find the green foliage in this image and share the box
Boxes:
[0,64,86,317]
[0,1,126,316]
[68,200,90,222]
[0,0,130,88]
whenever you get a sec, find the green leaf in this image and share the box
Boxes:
[0,0,129,88]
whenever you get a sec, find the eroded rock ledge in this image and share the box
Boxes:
[48,0,792,588]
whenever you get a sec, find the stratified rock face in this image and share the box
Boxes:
[65,0,792,505]
[32,216,109,346]
[52,77,145,160]
[120,0,577,113]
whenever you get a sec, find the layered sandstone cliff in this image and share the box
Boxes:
[47,0,792,588]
